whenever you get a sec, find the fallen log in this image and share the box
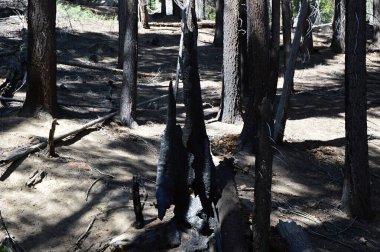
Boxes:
[277,220,316,252]
[0,112,117,166]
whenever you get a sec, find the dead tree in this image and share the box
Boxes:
[139,0,150,29]
[19,0,57,118]
[342,0,372,220]
[268,0,281,101]
[156,83,189,222]
[181,0,216,216]
[252,98,273,252]
[331,0,345,53]
[118,0,127,69]
[212,0,223,47]
[281,0,292,68]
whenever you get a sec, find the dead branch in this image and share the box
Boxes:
[85,177,104,201]
[0,210,16,251]
[75,215,98,248]
[277,220,316,252]
[0,96,24,102]
[132,175,144,229]
[26,170,47,187]
[48,119,59,157]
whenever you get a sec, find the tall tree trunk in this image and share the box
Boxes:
[239,0,270,152]
[20,0,57,118]
[268,0,280,102]
[139,0,150,29]
[239,0,248,112]
[172,0,181,19]
[213,0,223,47]
[342,0,372,220]
[181,0,216,217]
[195,0,206,20]
[253,98,273,252]
[300,2,313,56]
[161,0,166,14]
[120,0,138,127]
[118,0,127,69]
[331,0,345,53]
[219,0,240,123]
[373,0,380,46]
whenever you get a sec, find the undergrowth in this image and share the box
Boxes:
[57,1,115,21]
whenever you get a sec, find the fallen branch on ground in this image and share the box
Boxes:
[75,215,98,248]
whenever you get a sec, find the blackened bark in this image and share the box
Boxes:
[342,0,372,220]
[20,0,57,118]
[220,0,240,123]
[373,0,380,46]
[253,98,273,252]
[139,0,150,29]
[281,0,292,68]
[161,0,166,15]
[239,0,270,152]
[239,0,248,113]
[181,2,216,217]
[156,83,189,221]
[120,0,138,127]
[213,0,223,47]
[172,0,182,19]
[331,0,345,53]
[300,3,313,56]
[118,0,127,69]
[133,176,145,229]
[268,0,281,102]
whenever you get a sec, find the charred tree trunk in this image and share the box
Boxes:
[300,2,313,56]
[133,176,145,228]
[181,0,216,216]
[120,0,138,127]
[172,0,182,19]
[19,0,57,118]
[118,0,127,69]
[373,0,380,47]
[139,0,150,29]
[213,0,223,47]
[331,0,345,53]
[253,98,273,252]
[239,0,248,114]
[268,0,281,102]
[342,0,372,220]
[161,0,166,15]
[219,0,241,123]
[239,0,270,152]
[281,0,292,70]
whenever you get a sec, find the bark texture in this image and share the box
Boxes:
[374,0,380,46]
[342,0,372,220]
[268,0,281,101]
[139,0,150,29]
[220,0,240,123]
[300,2,313,56]
[281,0,292,68]
[161,0,166,15]
[331,0,345,53]
[120,0,138,127]
[118,0,127,69]
[213,0,223,47]
[239,0,270,152]
[20,0,57,118]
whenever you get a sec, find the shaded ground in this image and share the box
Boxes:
[1,6,380,252]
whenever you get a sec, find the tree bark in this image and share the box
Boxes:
[239,0,248,114]
[181,0,216,217]
[120,0,138,127]
[373,0,380,46]
[253,98,273,252]
[20,0,57,118]
[219,0,240,123]
[342,0,372,220]
[161,0,166,15]
[213,0,223,47]
[195,0,206,20]
[268,0,281,102]
[239,0,270,152]
[139,0,150,29]
[172,0,182,19]
[281,0,292,69]
[300,2,313,56]
[118,0,127,69]
[331,0,345,53]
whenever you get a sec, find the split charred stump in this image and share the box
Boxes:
[133,176,145,229]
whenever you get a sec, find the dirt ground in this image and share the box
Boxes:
[1,7,380,252]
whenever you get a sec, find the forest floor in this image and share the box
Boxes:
[1,7,380,252]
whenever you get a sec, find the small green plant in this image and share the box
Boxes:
[206,6,216,20]
[319,0,333,23]
[57,1,114,20]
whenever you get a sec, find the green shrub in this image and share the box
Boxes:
[57,1,113,20]
[319,0,334,23]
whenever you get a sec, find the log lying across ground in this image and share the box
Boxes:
[277,220,316,252]
[0,112,117,166]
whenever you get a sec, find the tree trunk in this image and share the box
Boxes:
[161,0,166,15]
[331,0,345,53]
[239,0,248,114]
[281,0,292,69]
[342,0,372,220]
[268,0,281,102]
[120,0,138,127]
[219,0,240,123]
[195,0,206,20]
[181,0,216,217]
[139,0,150,29]
[253,98,273,252]
[20,0,57,118]
[213,0,223,47]
[239,0,270,152]
[373,0,380,46]
[172,0,181,19]
[118,0,127,69]
[300,2,313,56]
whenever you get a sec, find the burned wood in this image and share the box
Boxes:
[277,220,316,252]
[26,170,47,187]
[133,176,145,229]
[48,119,59,157]
[76,215,98,248]
[85,177,104,201]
